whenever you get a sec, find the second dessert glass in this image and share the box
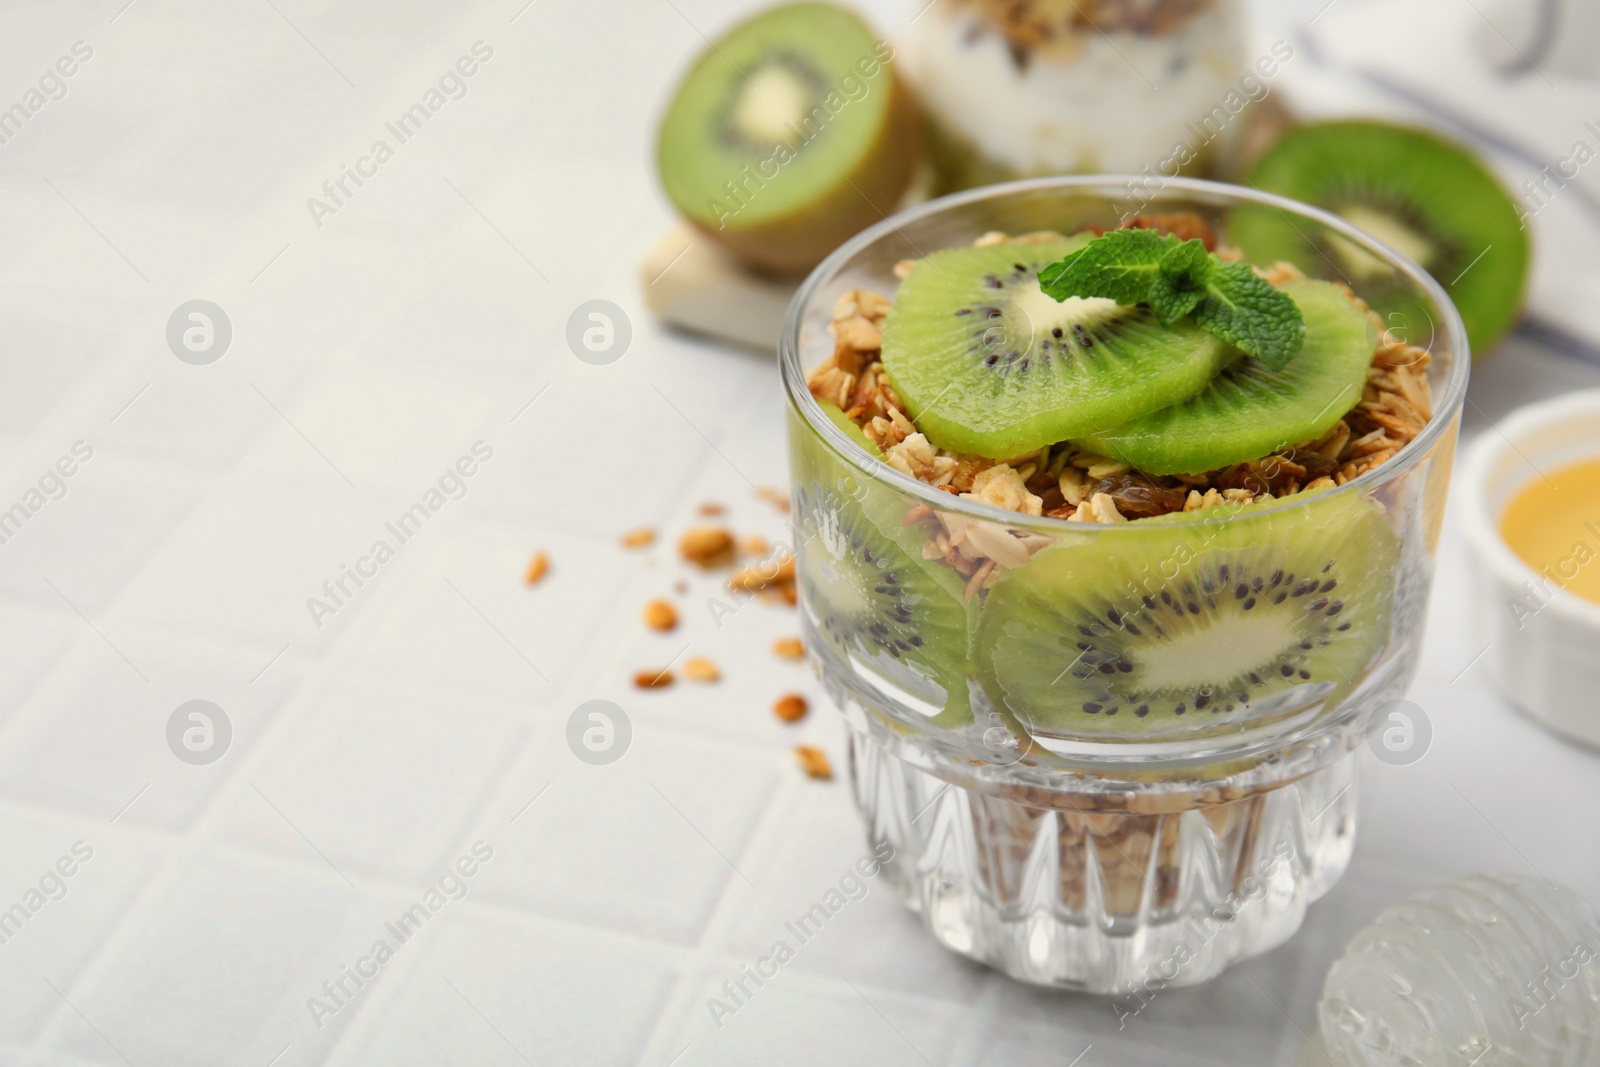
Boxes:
[780,177,1468,993]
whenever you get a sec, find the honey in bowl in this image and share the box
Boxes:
[1498,457,1600,608]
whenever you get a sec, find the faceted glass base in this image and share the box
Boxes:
[846,721,1358,994]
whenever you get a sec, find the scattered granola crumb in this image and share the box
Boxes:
[683,657,721,682]
[633,668,674,689]
[679,526,735,568]
[772,637,805,661]
[795,745,832,779]
[728,553,795,592]
[621,527,656,549]
[698,502,725,517]
[756,486,791,513]
[674,580,688,595]
[774,693,809,722]
[643,599,678,632]
[739,534,770,557]
[524,551,550,585]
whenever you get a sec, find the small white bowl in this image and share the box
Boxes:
[1462,389,1600,752]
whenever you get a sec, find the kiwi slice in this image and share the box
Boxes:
[880,240,1234,459]
[791,404,973,724]
[656,2,922,275]
[1073,278,1376,476]
[974,491,1399,743]
[1233,121,1529,357]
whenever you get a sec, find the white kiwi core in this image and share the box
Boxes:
[1131,609,1301,693]
[731,62,812,147]
[1004,282,1122,347]
[811,510,871,622]
[1331,205,1436,276]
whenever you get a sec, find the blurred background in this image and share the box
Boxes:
[0,0,1596,1065]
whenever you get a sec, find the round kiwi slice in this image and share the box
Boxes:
[656,3,922,275]
[974,491,1400,743]
[1073,278,1377,476]
[880,240,1234,459]
[1233,121,1529,358]
[792,405,974,724]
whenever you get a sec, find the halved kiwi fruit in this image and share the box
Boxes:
[1233,120,1529,357]
[1074,278,1377,475]
[975,491,1400,743]
[656,2,922,275]
[791,404,973,724]
[880,239,1234,459]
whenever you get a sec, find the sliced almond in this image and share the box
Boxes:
[772,637,805,661]
[962,522,1032,568]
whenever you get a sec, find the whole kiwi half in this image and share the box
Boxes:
[1233,120,1529,358]
[975,490,1400,744]
[791,404,974,725]
[656,2,922,275]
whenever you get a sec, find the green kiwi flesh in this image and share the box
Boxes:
[792,404,973,724]
[974,491,1399,742]
[656,2,920,274]
[1234,120,1528,358]
[1073,278,1376,476]
[880,240,1233,459]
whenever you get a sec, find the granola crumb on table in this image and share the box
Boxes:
[683,656,721,682]
[774,693,809,722]
[806,229,1433,595]
[524,550,550,585]
[633,668,674,689]
[643,598,679,632]
[795,745,833,779]
[621,526,656,549]
[678,525,736,568]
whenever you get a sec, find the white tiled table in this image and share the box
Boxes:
[0,1,1597,1065]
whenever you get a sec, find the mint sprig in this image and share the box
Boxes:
[1038,230,1306,370]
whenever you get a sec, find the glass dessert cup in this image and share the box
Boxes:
[779,177,1469,993]
[903,0,1252,192]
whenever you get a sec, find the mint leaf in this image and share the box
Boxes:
[1035,249,1085,293]
[1147,280,1207,326]
[1036,228,1175,306]
[1037,230,1309,369]
[1147,239,1212,325]
[1194,261,1306,370]
[1159,238,1212,285]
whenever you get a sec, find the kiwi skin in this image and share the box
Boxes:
[692,71,922,276]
